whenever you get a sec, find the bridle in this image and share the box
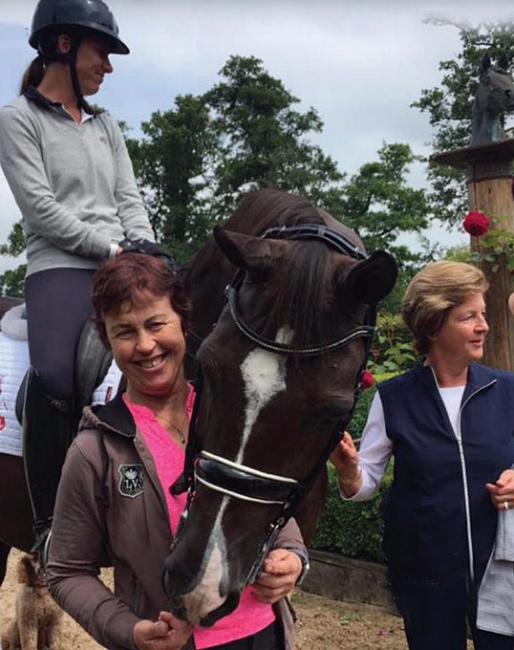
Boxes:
[171,224,377,584]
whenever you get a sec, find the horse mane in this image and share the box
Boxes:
[224,188,326,235]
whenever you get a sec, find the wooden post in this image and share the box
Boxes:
[432,139,514,370]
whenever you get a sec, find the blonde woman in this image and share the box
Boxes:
[331,261,514,650]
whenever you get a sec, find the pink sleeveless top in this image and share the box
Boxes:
[124,389,275,648]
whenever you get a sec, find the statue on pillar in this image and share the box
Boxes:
[471,53,514,146]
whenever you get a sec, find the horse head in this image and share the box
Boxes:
[471,53,514,145]
[163,224,397,627]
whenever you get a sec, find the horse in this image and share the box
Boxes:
[163,188,397,627]
[471,53,514,146]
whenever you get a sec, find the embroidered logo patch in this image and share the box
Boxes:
[118,464,144,498]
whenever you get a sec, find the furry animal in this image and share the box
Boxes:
[1,553,63,650]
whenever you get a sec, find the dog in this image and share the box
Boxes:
[1,553,63,650]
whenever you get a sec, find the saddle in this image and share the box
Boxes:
[11,307,114,432]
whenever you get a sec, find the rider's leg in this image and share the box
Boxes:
[25,268,96,400]
[22,368,72,541]
[23,268,95,556]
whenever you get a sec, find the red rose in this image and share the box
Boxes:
[462,210,490,237]
[360,369,374,390]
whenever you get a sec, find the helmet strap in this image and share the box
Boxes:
[64,36,95,115]
[39,31,95,115]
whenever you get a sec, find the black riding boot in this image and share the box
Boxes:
[22,368,73,566]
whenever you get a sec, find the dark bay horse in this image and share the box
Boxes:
[164,189,397,626]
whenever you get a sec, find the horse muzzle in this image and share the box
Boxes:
[163,540,242,627]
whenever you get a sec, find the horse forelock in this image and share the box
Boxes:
[270,242,335,349]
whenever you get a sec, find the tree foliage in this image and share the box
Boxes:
[203,55,343,217]
[0,221,25,257]
[128,55,432,286]
[335,143,430,254]
[128,55,345,261]
[0,221,26,297]
[0,264,26,298]
[126,95,216,262]
[328,142,439,311]
[412,20,514,225]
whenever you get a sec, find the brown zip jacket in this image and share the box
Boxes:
[46,394,307,650]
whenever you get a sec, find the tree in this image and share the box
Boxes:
[0,221,26,297]
[203,55,343,219]
[125,95,217,263]
[412,20,514,225]
[0,221,25,257]
[329,142,440,311]
[0,264,26,298]
[129,55,345,254]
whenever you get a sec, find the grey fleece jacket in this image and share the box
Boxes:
[0,90,154,276]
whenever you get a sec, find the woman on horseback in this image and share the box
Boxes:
[0,0,154,556]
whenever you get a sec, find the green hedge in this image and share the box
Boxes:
[311,374,396,564]
[311,463,393,563]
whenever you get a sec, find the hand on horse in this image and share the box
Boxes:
[329,431,362,497]
[250,548,303,604]
[119,238,177,271]
[486,468,514,512]
[132,613,193,650]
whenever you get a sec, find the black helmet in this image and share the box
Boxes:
[29,0,129,55]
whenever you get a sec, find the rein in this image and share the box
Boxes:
[171,224,377,584]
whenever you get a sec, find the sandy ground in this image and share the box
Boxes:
[0,548,468,650]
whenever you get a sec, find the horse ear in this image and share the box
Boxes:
[340,251,398,305]
[213,226,282,279]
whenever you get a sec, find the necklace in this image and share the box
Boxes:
[153,412,187,444]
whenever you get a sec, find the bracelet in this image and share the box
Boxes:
[338,467,362,485]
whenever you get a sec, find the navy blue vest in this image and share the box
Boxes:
[379,363,514,588]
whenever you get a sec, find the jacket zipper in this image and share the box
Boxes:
[456,379,496,584]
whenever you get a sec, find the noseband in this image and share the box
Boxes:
[171,225,377,584]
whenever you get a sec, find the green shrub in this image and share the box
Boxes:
[312,463,393,564]
[313,375,397,564]
[347,372,395,439]
[369,313,417,375]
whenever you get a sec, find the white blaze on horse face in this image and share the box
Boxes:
[181,328,293,623]
[237,326,292,464]
[181,497,229,624]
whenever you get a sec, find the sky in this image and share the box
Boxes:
[1,0,514,273]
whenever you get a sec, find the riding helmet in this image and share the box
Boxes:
[29,0,129,55]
